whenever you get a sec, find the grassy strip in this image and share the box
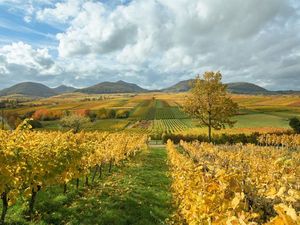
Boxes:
[2,148,173,225]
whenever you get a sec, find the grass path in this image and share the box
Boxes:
[5,147,173,225]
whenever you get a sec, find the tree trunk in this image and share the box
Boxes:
[63,183,67,194]
[85,176,89,186]
[208,125,212,142]
[1,192,8,225]
[109,159,113,173]
[28,186,40,220]
[76,178,79,190]
[92,165,99,183]
[98,164,102,179]
[208,110,212,142]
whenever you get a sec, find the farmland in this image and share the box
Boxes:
[1,92,300,136]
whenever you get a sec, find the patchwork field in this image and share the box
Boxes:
[2,92,300,135]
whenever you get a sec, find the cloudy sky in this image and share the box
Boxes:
[0,0,299,90]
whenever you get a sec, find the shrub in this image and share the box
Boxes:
[116,110,130,119]
[162,132,261,144]
[107,109,116,119]
[289,117,300,133]
[97,108,108,119]
[60,114,90,133]
[27,119,43,129]
[33,109,63,121]
[75,109,90,117]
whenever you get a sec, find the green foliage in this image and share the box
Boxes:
[60,114,90,133]
[27,119,43,129]
[289,117,300,133]
[106,109,116,119]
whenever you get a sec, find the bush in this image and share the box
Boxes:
[107,109,116,119]
[116,110,130,119]
[60,114,90,133]
[27,119,43,129]
[162,132,261,145]
[75,109,90,117]
[97,108,108,119]
[20,111,35,120]
[289,117,300,133]
[33,109,63,121]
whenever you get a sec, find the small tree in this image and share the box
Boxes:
[289,117,300,133]
[183,71,239,142]
[60,114,89,133]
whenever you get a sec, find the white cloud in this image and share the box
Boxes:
[0,0,300,90]
[36,0,83,23]
[0,42,61,87]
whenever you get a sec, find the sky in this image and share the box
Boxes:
[0,0,299,90]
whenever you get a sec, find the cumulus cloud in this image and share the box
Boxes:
[0,42,61,87]
[0,0,299,90]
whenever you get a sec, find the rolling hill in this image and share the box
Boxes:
[76,80,149,94]
[162,80,270,94]
[227,82,269,94]
[0,82,58,97]
[52,85,77,94]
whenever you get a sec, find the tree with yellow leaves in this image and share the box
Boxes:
[183,71,238,142]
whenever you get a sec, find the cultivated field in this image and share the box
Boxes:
[2,92,300,135]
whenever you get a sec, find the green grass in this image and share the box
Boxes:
[2,147,173,225]
[233,113,290,128]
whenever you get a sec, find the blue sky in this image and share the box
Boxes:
[0,0,299,90]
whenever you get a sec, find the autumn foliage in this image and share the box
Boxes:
[32,109,63,121]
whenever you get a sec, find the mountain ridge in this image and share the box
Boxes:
[0,82,58,98]
[0,80,299,98]
[52,85,77,94]
[75,80,149,94]
[162,80,270,94]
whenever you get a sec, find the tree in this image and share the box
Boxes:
[60,114,90,133]
[183,71,238,142]
[107,109,116,119]
[289,117,300,133]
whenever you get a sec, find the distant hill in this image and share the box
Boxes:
[52,85,77,94]
[76,80,148,94]
[163,80,270,94]
[0,82,58,97]
[226,82,269,94]
[161,79,193,92]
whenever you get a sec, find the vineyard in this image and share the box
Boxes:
[129,99,192,134]
[167,140,300,224]
[0,119,148,224]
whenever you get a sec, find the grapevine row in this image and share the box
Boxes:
[167,140,299,224]
[0,119,148,223]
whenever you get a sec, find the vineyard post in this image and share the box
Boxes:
[92,165,99,183]
[98,164,102,179]
[76,178,79,190]
[85,176,89,186]
[0,192,8,225]
[63,183,67,194]
[109,159,113,173]
[28,186,41,220]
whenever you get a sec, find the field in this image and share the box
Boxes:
[1,93,300,225]
[2,93,300,135]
